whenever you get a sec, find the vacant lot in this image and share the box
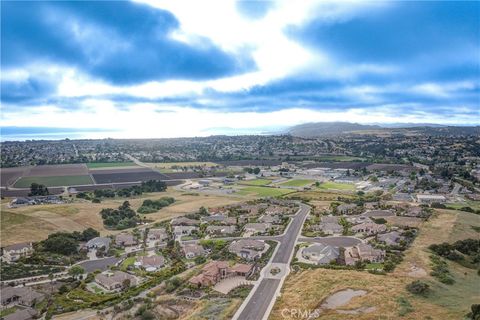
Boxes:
[279,179,314,187]
[236,186,294,197]
[272,209,479,319]
[1,189,242,246]
[86,162,137,169]
[14,175,93,188]
[285,190,355,201]
[317,181,355,191]
[238,179,273,186]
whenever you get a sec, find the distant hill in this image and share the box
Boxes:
[287,122,480,137]
[288,122,381,137]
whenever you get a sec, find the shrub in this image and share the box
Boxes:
[406,280,429,295]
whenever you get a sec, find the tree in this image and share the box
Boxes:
[406,280,429,295]
[29,183,49,196]
[253,167,261,175]
[42,233,78,255]
[122,278,131,291]
[68,265,85,280]
[82,228,100,241]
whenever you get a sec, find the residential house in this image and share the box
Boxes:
[362,210,395,217]
[416,194,446,204]
[228,239,266,261]
[115,233,137,247]
[264,206,284,215]
[1,287,45,307]
[206,225,237,236]
[183,243,206,259]
[258,214,281,224]
[313,222,343,235]
[302,243,339,265]
[2,243,34,263]
[86,237,111,251]
[3,307,38,320]
[377,231,405,246]
[351,222,387,236]
[147,228,169,244]
[336,203,358,215]
[321,216,340,223]
[243,223,271,235]
[173,226,198,239]
[135,255,165,271]
[171,217,200,226]
[344,244,385,265]
[188,260,253,287]
[95,271,138,291]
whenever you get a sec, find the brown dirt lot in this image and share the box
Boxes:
[1,167,28,186]
[25,164,89,176]
[270,209,480,320]
[1,189,243,246]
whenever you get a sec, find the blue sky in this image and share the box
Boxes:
[1,0,479,138]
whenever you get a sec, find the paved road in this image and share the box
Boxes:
[234,203,310,320]
[77,257,120,273]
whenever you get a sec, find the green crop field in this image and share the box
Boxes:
[316,181,355,191]
[279,179,314,187]
[14,175,93,187]
[237,186,294,197]
[86,162,136,169]
[238,179,273,186]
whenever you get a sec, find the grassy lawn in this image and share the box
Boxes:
[317,181,355,191]
[365,262,384,270]
[120,256,136,271]
[445,200,480,211]
[86,162,136,169]
[278,179,314,187]
[14,175,93,187]
[237,186,294,197]
[238,179,273,186]
[0,307,17,317]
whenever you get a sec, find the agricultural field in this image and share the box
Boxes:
[317,181,355,191]
[278,179,314,187]
[14,175,93,188]
[86,162,137,169]
[316,155,366,162]
[92,170,169,184]
[236,186,294,197]
[238,179,273,186]
[146,162,219,169]
[0,189,242,246]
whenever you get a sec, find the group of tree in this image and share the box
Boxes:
[40,228,100,256]
[243,167,261,175]
[77,180,167,202]
[100,201,140,230]
[137,197,175,214]
[429,239,480,265]
[29,183,49,196]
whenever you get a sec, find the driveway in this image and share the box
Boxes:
[77,257,120,273]
[213,276,254,294]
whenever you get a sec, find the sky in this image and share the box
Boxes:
[1,0,479,139]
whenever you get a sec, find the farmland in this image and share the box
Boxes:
[278,179,314,187]
[92,170,169,184]
[14,175,93,188]
[317,181,355,191]
[236,186,294,197]
[86,162,136,169]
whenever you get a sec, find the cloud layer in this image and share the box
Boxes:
[1,0,479,138]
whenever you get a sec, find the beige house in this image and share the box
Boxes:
[95,271,138,291]
[2,243,34,263]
